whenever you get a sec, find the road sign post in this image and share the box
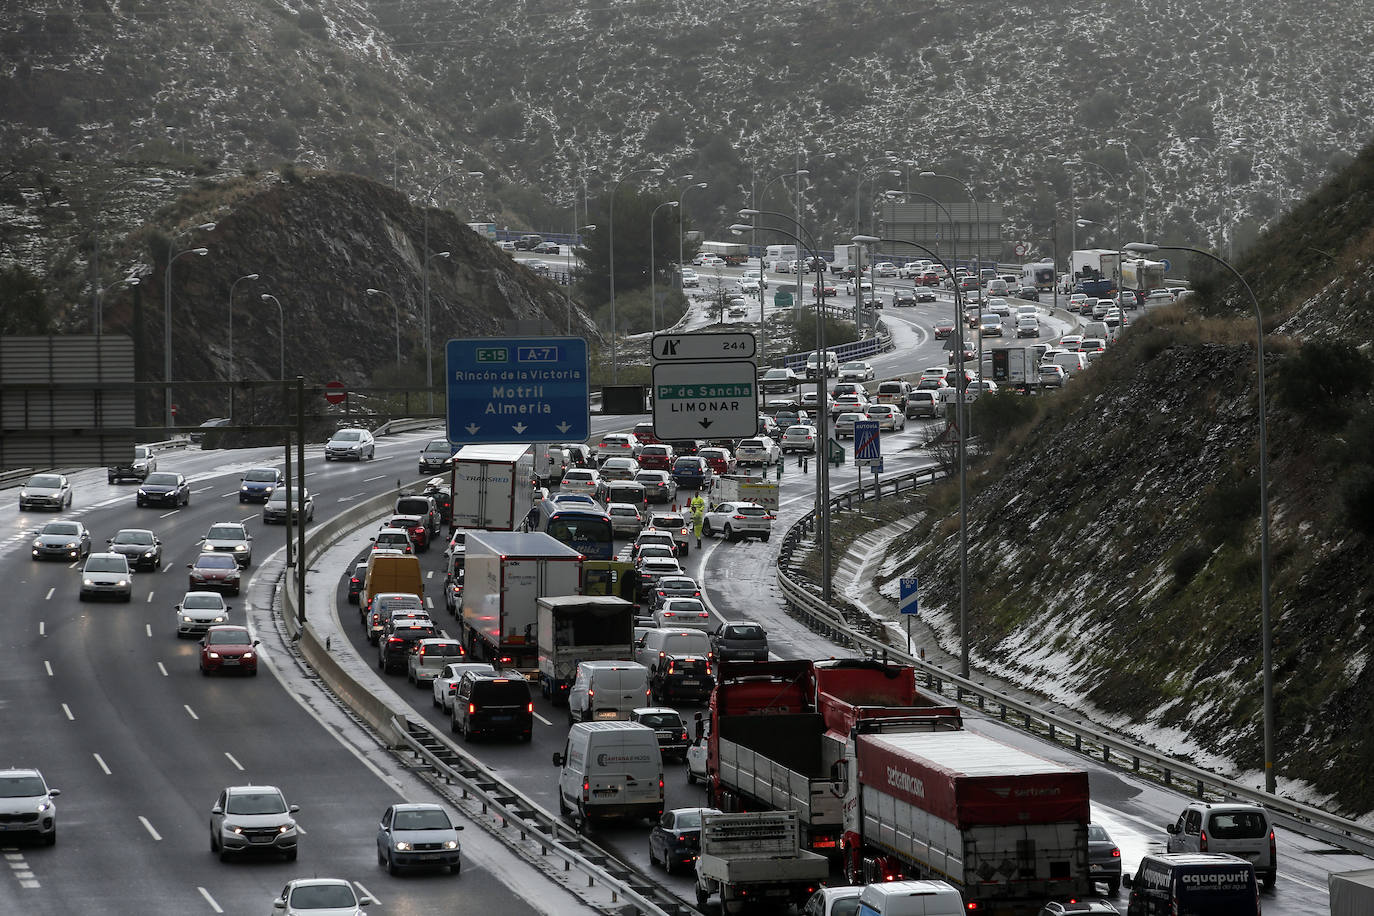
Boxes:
[651,332,757,440]
[444,337,589,444]
[900,575,919,654]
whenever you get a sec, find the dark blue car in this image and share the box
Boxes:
[671,456,714,490]
[137,472,191,508]
[648,807,722,874]
[238,467,284,503]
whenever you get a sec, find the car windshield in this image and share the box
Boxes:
[182,593,224,609]
[423,441,449,455]
[206,629,249,645]
[207,525,243,540]
[287,884,356,908]
[85,557,127,573]
[333,430,361,441]
[226,790,287,815]
[28,474,61,487]
[243,469,278,482]
[115,530,155,545]
[197,554,237,569]
[0,775,46,797]
[725,624,765,639]
[145,473,179,486]
[665,599,705,613]
[1087,823,1110,841]
[637,712,683,729]
[394,807,452,830]
[43,522,80,535]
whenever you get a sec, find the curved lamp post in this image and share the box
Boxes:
[609,167,665,381]
[678,180,708,286]
[92,176,165,335]
[920,171,980,279]
[164,222,215,430]
[228,272,260,417]
[259,293,286,380]
[1065,159,1123,284]
[854,233,970,679]
[366,288,401,370]
[649,200,679,333]
[1126,240,1274,794]
[740,207,822,369]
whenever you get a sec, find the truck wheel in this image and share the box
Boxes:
[695,885,710,909]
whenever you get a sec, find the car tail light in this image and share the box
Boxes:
[527,702,534,713]
[468,703,476,715]
[668,660,675,673]
[1199,829,1208,852]
[587,688,594,698]
[681,731,689,741]
[1268,829,1276,864]
[582,781,590,802]
[388,637,403,645]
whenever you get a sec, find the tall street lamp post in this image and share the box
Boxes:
[366,288,401,370]
[228,272,259,417]
[678,180,709,287]
[1126,241,1274,794]
[740,207,816,371]
[259,293,286,380]
[649,200,679,332]
[93,176,165,335]
[609,167,665,382]
[1065,159,1124,284]
[164,221,215,430]
[920,171,979,281]
[422,170,483,411]
[854,233,970,679]
[1110,139,1150,240]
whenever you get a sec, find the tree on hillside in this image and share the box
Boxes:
[577,187,695,308]
[0,265,56,334]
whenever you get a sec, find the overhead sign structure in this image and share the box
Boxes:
[445,337,589,444]
[853,419,881,465]
[899,576,919,616]
[651,332,757,440]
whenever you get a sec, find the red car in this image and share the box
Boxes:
[188,552,241,595]
[699,448,733,476]
[383,513,428,551]
[813,282,838,296]
[199,625,259,676]
[933,322,955,340]
[638,444,676,471]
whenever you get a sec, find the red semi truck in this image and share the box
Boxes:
[840,721,1093,914]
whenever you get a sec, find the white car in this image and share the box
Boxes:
[432,662,498,713]
[202,521,253,567]
[0,768,58,845]
[560,467,606,500]
[594,433,641,461]
[270,878,373,915]
[780,424,817,453]
[1145,288,1174,304]
[702,501,772,542]
[80,552,133,602]
[838,361,874,382]
[843,279,873,296]
[695,254,726,267]
[866,404,905,430]
[686,729,709,784]
[680,268,700,288]
[872,261,898,278]
[734,437,780,467]
[324,427,375,461]
[211,784,299,861]
[832,412,867,439]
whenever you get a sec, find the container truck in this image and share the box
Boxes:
[1020,260,1057,292]
[712,475,779,513]
[1120,257,1166,297]
[449,444,534,531]
[700,240,751,265]
[708,659,960,857]
[1330,868,1374,916]
[830,243,860,276]
[1070,248,1121,285]
[840,721,1092,912]
[460,531,583,669]
[694,811,829,913]
[536,595,637,704]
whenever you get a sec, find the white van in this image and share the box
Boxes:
[552,721,664,823]
[567,660,651,723]
[1052,351,1089,377]
[805,351,839,380]
[857,880,964,916]
[1081,320,1109,340]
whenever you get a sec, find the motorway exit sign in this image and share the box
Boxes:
[651,361,757,439]
[445,336,589,444]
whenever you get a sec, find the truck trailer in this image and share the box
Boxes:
[712,475,779,513]
[694,811,829,913]
[449,444,534,532]
[460,531,582,669]
[536,595,636,703]
[841,722,1092,913]
[701,241,751,265]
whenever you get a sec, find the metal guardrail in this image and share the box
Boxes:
[775,471,1374,859]
[1,435,189,489]
[372,417,443,437]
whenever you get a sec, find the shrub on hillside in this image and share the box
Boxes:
[969,389,1038,451]
[1339,466,1374,536]
[1273,339,1373,428]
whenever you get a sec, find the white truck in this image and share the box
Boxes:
[830,243,860,275]
[694,811,829,913]
[1330,869,1374,916]
[450,443,534,531]
[1070,248,1122,283]
[461,531,583,670]
[712,475,779,512]
[536,595,636,704]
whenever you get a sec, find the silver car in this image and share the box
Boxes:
[264,488,314,524]
[376,802,463,874]
[780,424,817,453]
[272,879,373,915]
[202,521,253,567]
[324,427,375,461]
[31,520,91,561]
[406,638,465,686]
[0,768,59,845]
[210,785,299,861]
[18,473,72,511]
[176,591,231,637]
[80,552,133,602]
[607,502,645,537]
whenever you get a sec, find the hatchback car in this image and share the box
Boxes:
[703,502,772,542]
[108,445,158,484]
[635,470,679,503]
[649,806,724,874]
[698,447,734,476]
[761,367,800,392]
[324,427,375,460]
[199,625,260,676]
[371,527,414,554]
[560,467,606,500]
[0,768,59,845]
[376,803,463,875]
[137,471,190,508]
[417,438,455,474]
[107,528,163,571]
[263,487,314,524]
[188,552,241,595]
[781,424,818,453]
[378,618,438,673]
[711,620,769,662]
[671,456,713,490]
[646,511,692,556]
[1087,822,1123,895]
[31,520,92,561]
[202,521,253,567]
[839,361,874,381]
[600,456,641,481]
[211,785,299,861]
[651,577,704,610]
[632,707,692,762]
[595,433,641,461]
[637,444,677,471]
[637,555,684,596]
[18,473,73,511]
[833,412,867,439]
[270,879,372,915]
[607,502,646,537]
[406,638,465,685]
[432,661,498,713]
[79,552,133,601]
[867,404,905,430]
[176,590,231,636]
[237,467,283,502]
[735,437,780,467]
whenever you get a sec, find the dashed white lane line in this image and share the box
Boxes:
[184,704,199,720]
[363,474,388,482]
[146,623,153,637]
[533,712,552,726]
[352,881,379,905]
[61,704,74,721]
[159,510,180,519]
[198,886,224,913]
[192,487,214,494]
[93,753,111,775]
[39,621,46,636]
[43,661,52,677]
[139,816,162,841]
[44,588,54,600]
[224,752,244,771]
[146,592,154,603]
[157,662,169,677]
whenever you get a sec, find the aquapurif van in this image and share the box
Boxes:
[567,660,651,723]
[1123,853,1260,916]
[857,880,965,916]
[552,721,664,824]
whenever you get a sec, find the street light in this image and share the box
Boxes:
[1064,159,1123,285]
[649,200,679,333]
[228,272,260,417]
[854,232,970,678]
[754,169,809,252]
[1109,140,1149,239]
[1126,240,1275,793]
[853,155,900,231]
[366,288,401,370]
[422,170,484,410]
[920,171,980,280]
[678,180,709,289]
[609,167,665,382]
[260,293,285,380]
[164,221,215,430]
[729,217,835,608]
[92,176,165,336]
[740,207,821,369]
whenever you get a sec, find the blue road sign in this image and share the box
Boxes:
[1160,258,1172,272]
[445,337,589,444]
[899,576,919,616]
[853,420,881,460]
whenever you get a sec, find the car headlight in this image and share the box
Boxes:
[117,580,128,587]
[138,489,148,496]
[213,616,225,623]
[443,839,459,849]
[394,841,412,851]
[32,538,41,547]
[227,824,243,834]
[264,485,275,493]
[242,651,254,659]
[65,542,76,548]
[84,578,94,586]
[279,823,294,834]
[240,485,249,492]
[36,800,51,813]
[235,544,248,551]
[182,615,194,622]
[143,550,156,558]
[207,651,220,659]
[20,490,28,498]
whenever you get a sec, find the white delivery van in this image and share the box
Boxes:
[552,721,664,823]
[857,880,965,916]
[567,660,651,723]
[1052,350,1089,377]
[1081,320,1109,340]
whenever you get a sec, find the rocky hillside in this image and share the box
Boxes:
[870,144,1374,816]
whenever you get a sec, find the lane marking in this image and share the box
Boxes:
[162,562,173,572]
[39,621,45,636]
[198,887,224,913]
[93,753,111,775]
[43,660,52,677]
[353,881,378,905]
[363,474,387,482]
[157,662,169,677]
[240,515,256,525]
[159,509,180,519]
[146,592,154,603]
[192,486,214,493]
[145,623,153,637]
[224,752,245,771]
[220,491,234,498]
[138,816,162,841]
[425,597,433,610]
[44,588,54,600]
[533,712,552,726]
[184,704,199,720]
[61,703,74,720]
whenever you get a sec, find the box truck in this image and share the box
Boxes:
[536,595,636,703]
[449,444,534,531]
[460,531,582,669]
